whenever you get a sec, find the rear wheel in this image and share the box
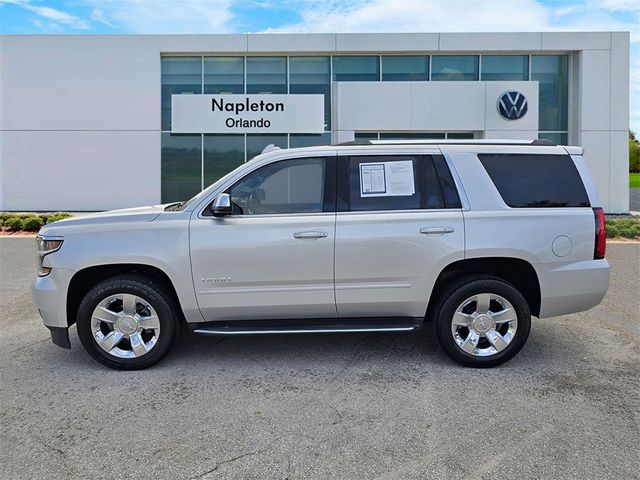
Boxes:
[76,275,179,370]
[433,276,531,367]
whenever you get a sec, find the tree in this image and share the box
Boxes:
[630,130,640,173]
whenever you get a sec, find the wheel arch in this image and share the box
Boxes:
[426,257,541,320]
[66,264,185,327]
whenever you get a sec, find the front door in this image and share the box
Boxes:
[190,156,337,321]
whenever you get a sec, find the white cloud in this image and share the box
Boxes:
[265,0,552,33]
[264,0,639,42]
[1,0,90,29]
[23,3,89,28]
[83,0,234,34]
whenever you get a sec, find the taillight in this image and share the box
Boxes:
[593,207,606,259]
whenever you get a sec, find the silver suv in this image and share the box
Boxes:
[32,140,610,369]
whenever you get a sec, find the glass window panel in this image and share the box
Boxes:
[246,134,288,160]
[289,133,332,148]
[531,55,569,131]
[161,57,202,131]
[481,55,528,81]
[478,153,589,208]
[382,56,429,81]
[161,133,202,203]
[431,56,479,81]
[290,56,331,130]
[447,132,475,139]
[204,57,244,94]
[332,56,380,81]
[538,132,568,145]
[246,57,287,94]
[354,132,379,141]
[203,134,245,187]
[229,158,326,215]
[379,132,445,139]
[348,156,422,211]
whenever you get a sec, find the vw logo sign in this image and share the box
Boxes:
[497,91,528,120]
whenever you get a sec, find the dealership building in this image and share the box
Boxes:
[0,31,630,212]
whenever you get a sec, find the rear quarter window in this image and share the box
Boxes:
[478,153,590,208]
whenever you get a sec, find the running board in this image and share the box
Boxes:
[191,318,422,336]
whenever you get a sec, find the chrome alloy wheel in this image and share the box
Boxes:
[450,293,518,357]
[91,293,160,359]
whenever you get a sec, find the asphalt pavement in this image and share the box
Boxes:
[1,238,639,480]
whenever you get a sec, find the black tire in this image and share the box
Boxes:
[432,275,531,368]
[76,274,179,370]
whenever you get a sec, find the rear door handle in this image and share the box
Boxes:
[420,226,455,235]
[294,231,328,239]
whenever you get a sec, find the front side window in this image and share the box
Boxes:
[478,153,590,208]
[348,156,445,211]
[229,158,326,215]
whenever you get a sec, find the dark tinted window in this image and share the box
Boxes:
[348,156,445,211]
[432,155,462,208]
[478,154,590,208]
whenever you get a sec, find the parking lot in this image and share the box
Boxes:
[1,237,639,480]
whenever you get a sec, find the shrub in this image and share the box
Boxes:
[22,216,44,231]
[46,213,73,224]
[4,217,24,231]
[606,217,640,238]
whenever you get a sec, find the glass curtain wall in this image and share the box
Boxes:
[246,57,287,94]
[382,56,429,81]
[532,55,569,144]
[481,55,529,81]
[161,54,570,202]
[290,56,331,129]
[431,56,479,81]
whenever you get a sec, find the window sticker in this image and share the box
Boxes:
[359,161,415,197]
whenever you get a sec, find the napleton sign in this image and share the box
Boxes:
[171,94,325,134]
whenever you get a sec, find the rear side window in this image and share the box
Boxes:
[348,156,423,211]
[478,153,590,208]
[338,155,459,211]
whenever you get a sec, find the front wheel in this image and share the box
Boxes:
[76,275,179,370]
[433,276,531,368]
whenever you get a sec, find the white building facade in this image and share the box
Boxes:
[0,32,630,212]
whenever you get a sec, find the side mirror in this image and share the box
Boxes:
[212,193,232,217]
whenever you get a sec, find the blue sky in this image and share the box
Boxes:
[0,0,638,131]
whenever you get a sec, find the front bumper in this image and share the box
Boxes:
[32,268,75,347]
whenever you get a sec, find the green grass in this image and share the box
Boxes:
[630,173,640,189]
[606,217,640,238]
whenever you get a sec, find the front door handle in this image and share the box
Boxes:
[420,226,455,235]
[294,231,328,240]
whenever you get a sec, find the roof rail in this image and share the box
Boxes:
[336,139,557,146]
[261,144,281,154]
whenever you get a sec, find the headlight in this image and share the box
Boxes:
[36,235,63,276]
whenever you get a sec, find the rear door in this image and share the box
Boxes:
[334,150,465,318]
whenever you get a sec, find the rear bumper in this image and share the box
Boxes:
[537,259,610,318]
